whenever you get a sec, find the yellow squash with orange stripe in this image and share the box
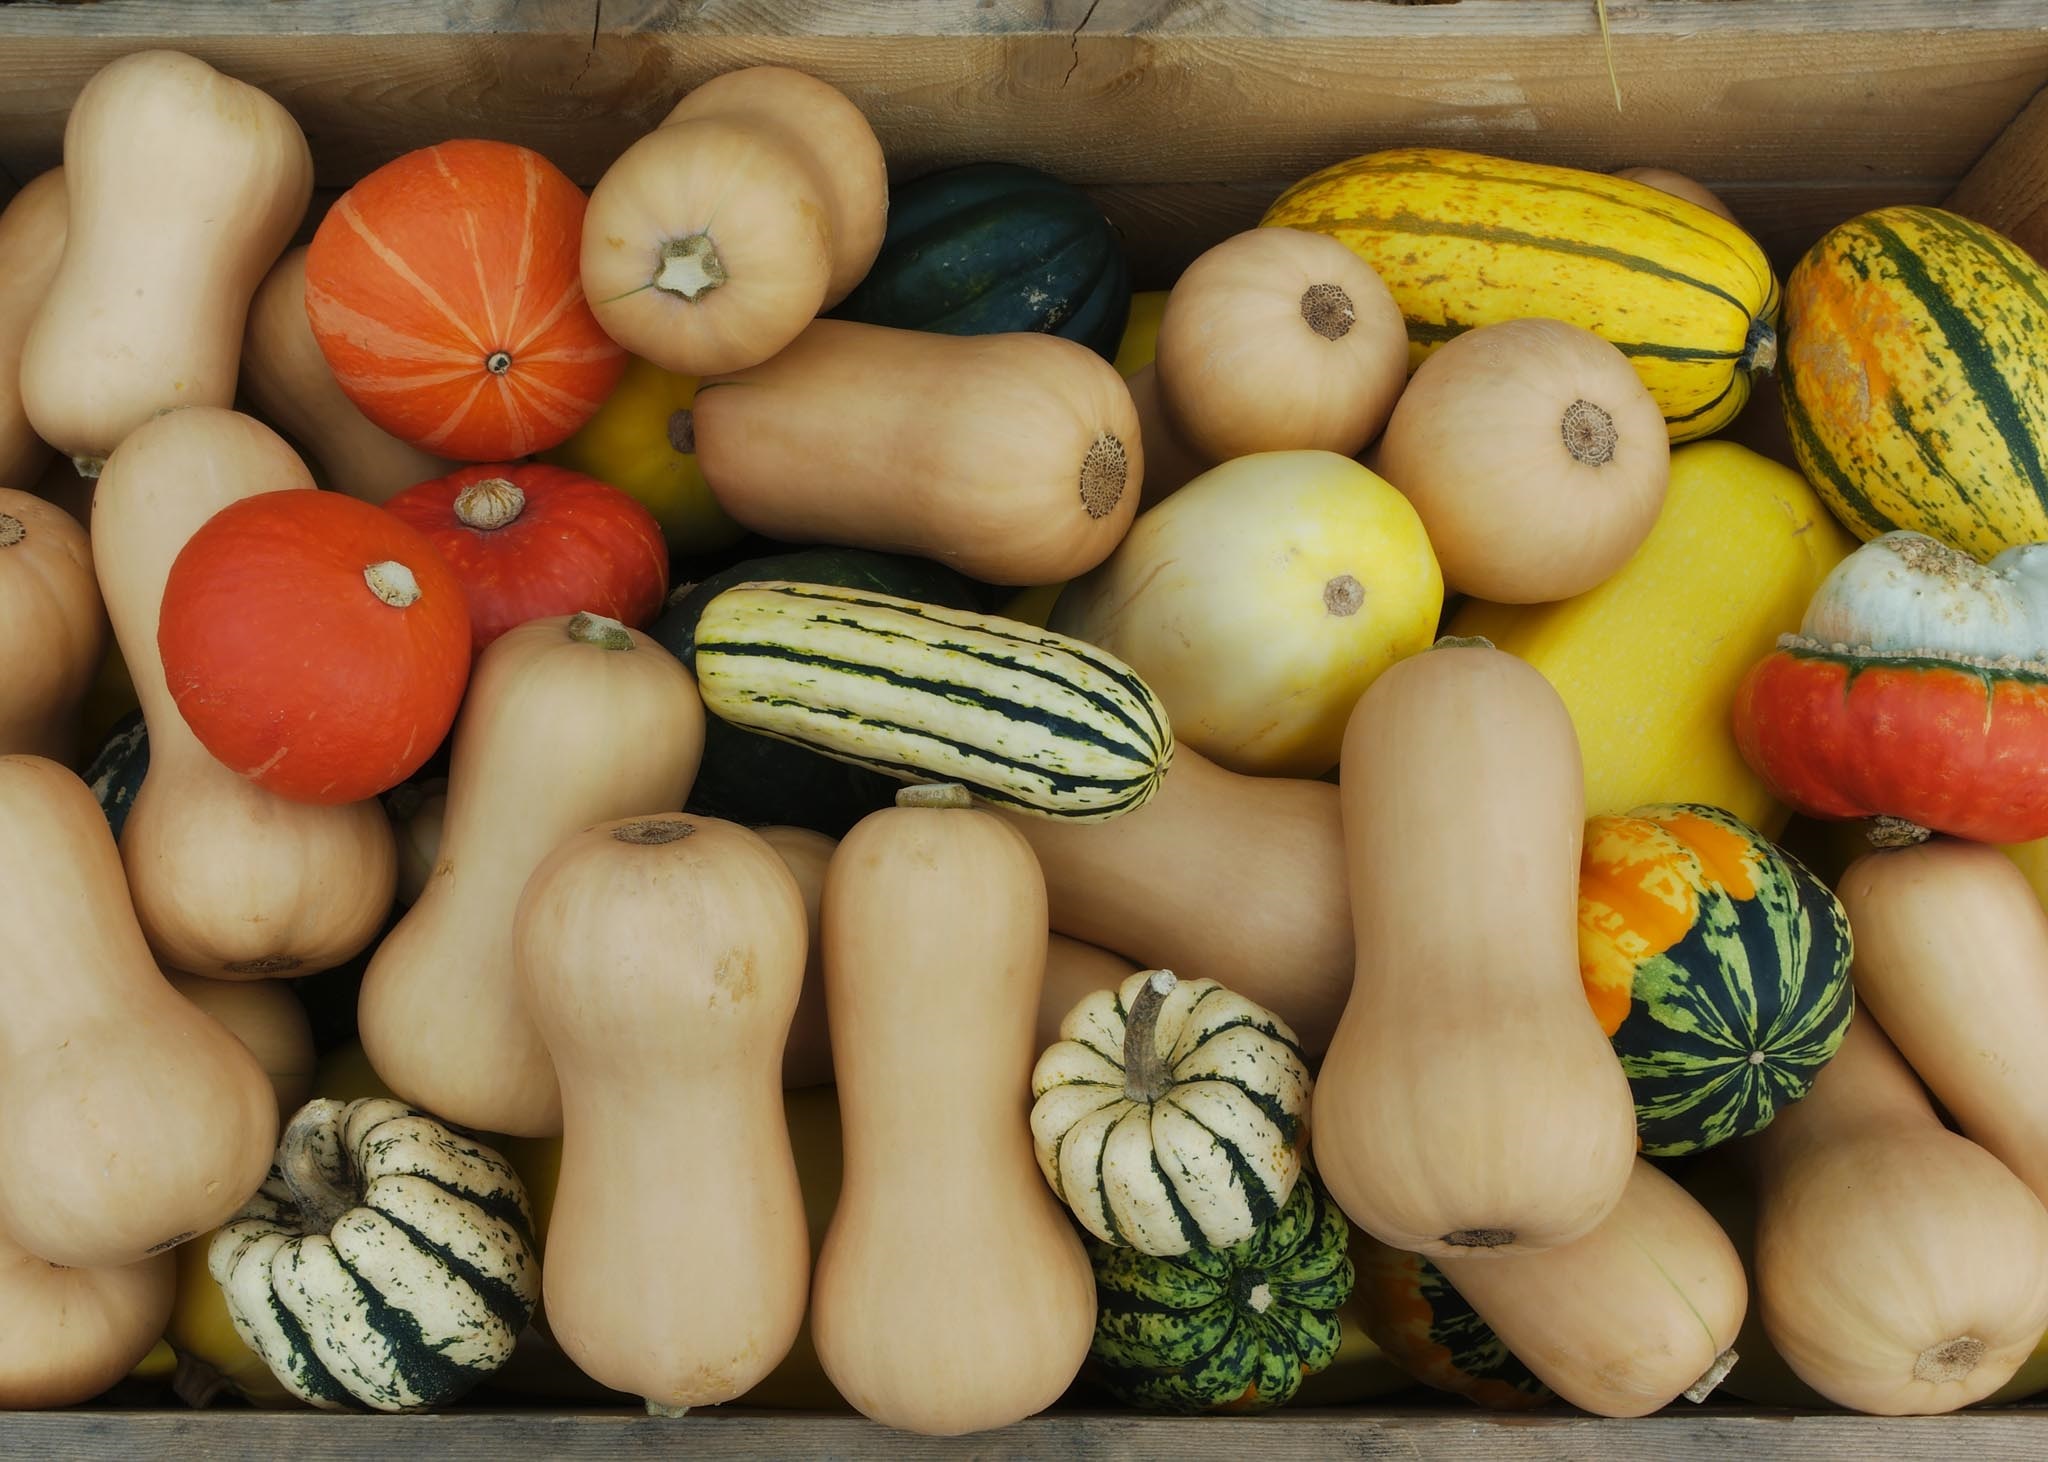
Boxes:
[1261,147,1779,441]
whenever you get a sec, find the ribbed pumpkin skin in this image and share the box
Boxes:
[306,140,624,461]
[1780,206,2048,558]
[1261,147,1779,441]
[1578,803,1854,1155]
[1349,1233,1553,1411]
[831,162,1131,361]
[1089,1175,1352,1414]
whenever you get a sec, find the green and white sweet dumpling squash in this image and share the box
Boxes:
[1030,969,1312,1256]
[209,1097,540,1412]
[1577,802,1855,1156]
[1088,1172,1354,1413]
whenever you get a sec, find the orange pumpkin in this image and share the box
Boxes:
[305,139,624,461]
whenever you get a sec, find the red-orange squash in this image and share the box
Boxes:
[306,139,624,461]
[382,464,668,656]
[157,491,471,804]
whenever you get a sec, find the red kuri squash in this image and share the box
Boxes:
[383,463,669,655]
[305,139,624,461]
[157,490,471,804]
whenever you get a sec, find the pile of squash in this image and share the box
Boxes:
[4,45,2048,1433]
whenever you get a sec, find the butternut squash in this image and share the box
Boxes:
[0,488,105,761]
[1315,641,1637,1258]
[519,812,809,1412]
[21,51,311,469]
[812,786,1096,1434]
[1125,363,1210,510]
[0,1220,174,1409]
[0,169,66,489]
[91,407,395,977]
[0,754,277,1267]
[1611,167,1738,222]
[241,246,450,504]
[1000,741,1351,1055]
[164,973,315,1122]
[361,613,704,1137]
[1439,1159,1746,1417]
[1753,1014,2048,1414]
[758,824,835,1090]
[1838,839,2048,1206]
[735,1084,852,1412]
[694,319,1142,585]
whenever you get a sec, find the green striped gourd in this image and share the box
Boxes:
[692,581,1173,821]
[209,1097,539,1411]
[1088,1173,1352,1413]
[1030,969,1312,1256]
[1350,1232,1553,1410]
[1578,803,1854,1155]
[1779,205,2048,559]
[1260,147,1780,441]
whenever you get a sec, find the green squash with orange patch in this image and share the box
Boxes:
[1349,1230,1551,1411]
[1578,802,1853,1156]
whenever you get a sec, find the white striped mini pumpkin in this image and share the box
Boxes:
[209,1097,540,1412]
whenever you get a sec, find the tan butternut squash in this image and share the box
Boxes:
[0,489,105,761]
[21,51,310,469]
[1038,934,1138,1051]
[91,407,395,977]
[695,319,1142,585]
[0,754,277,1267]
[1315,640,1636,1258]
[1000,741,1352,1054]
[758,824,835,1090]
[164,973,315,1122]
[241,246,450,504]
[812,786,1096,1435]
[1439,1159,1746,1417]
[1754,1014,2048,1414]
[360,612,704,1136]
[1611,167,1739,222]
[1125,363,1210,511]
[0,1220,174,1409]
[0,169,66,488]
[519,812,809,1412]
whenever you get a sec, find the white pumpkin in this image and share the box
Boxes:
[1030,969,1311,1256]
[209,1097,540,1412]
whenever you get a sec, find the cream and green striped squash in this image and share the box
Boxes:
[1088,1172,1353,1413]
[209,1097,540,1412]
[1781,206,2048,560]
[1031,969,1312,1257]
[692,580,1173,821]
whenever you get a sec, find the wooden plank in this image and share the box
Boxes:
[1948,84,2048,259]
[0,2,2039,190]
[5,1406,2048,1461]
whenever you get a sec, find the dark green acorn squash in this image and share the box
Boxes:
[652,547,984,836]
[84,708,148,843]
[829,162,1131,361]
[1087,1173,1352,1414]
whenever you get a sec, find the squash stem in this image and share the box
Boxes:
[454,478,526,531]
[567,611,635,651]
[646,1400,691,1418]
[0,513,22,549]
[656,234,727,301]
[1683,1346,1738,1403]
[277,1100,357,1233]
[895,783,974,810]
[1122,970,1179,1103]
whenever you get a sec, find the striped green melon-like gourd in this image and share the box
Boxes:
[209,1097,540,1412]
[693,581,1173,821]
[1780,205,2048,559]
[1350,1231,1553,1410]
[1260,146,1780,441]
[1578,803,1854,1156]
[1087,1173,1351,1413]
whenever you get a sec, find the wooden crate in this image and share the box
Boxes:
[2,1,2047,1456]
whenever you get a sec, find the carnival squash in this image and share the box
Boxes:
[1156,228,1406,462]
[1373,318,1670,604]
[812,786,1096,1435]
[0,754,277,1267]
[21,51,310,469]
[0,489,105,761]
[1039,934,1138,1050]
[519,813,809,1412]
[1000,741,1351,1054]
[758,825,836,1090]
[1452,441,1854,832]
[0,169,66,488]
[241,246,449,504]
[1315,640,1637,1259]
[92,408,396,976]
[359,613,704,1137]
[164,974,315,1122]
[694,320,1142,585]
[1437,1159,1746,1417]
[1753,1014,2048,1414]
[0,1220,174,1409]
[1351,1235,1552,1410]
[1049,450,1441,776]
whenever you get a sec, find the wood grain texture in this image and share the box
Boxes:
[5,1406,2048,1459]
[1949,85,2048,261]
